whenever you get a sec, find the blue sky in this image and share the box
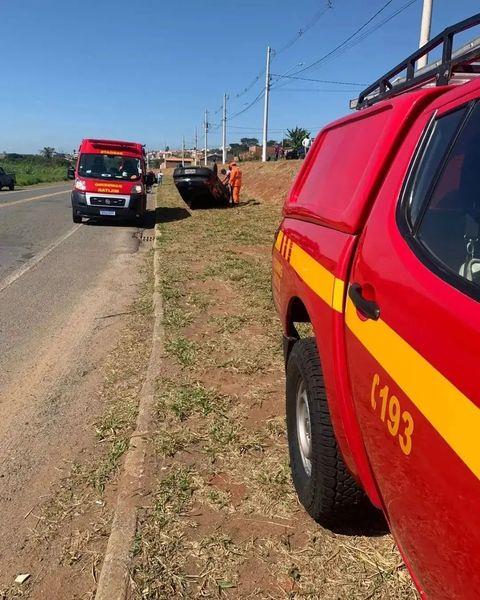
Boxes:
[0,0,478,153]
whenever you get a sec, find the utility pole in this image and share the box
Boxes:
[417,0,433,69]
[204,108,208,167]
[262,46,271,163]
[222,93,227,164]
[194,127,198,166]
[182,136,185,167]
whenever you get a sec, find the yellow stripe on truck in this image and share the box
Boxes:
[275,230,284,253]
[345,296,480,481]
[280,235,343,314]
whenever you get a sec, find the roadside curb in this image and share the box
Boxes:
[94,218,163,600]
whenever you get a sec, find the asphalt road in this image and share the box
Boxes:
[0,182,146,388]
[0,182,151,587]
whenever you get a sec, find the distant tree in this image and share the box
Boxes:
[165,145,170,152]
[229,143,248,155]
[285,127,310,149]
[267,139,277,147]
[240,137,259,147]
[40,146,55,160]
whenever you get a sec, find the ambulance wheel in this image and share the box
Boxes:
[286,337,366,527]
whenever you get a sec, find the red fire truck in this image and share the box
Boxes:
[70,138,147,223]
[273,14,480,599]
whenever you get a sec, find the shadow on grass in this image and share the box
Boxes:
[236,199,261,208]
[153,206,191,225]
[187,198,261,211]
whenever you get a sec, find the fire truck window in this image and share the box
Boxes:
[406,107,466,228]
[416,102,480,289]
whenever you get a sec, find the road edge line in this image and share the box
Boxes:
[0,189,69,209]
[94,221,163,600]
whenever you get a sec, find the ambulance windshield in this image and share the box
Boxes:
[78,153,142,181]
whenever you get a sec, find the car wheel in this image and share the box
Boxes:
[286,337,366,527]
[9,182,14,191]
[72,212,82,224]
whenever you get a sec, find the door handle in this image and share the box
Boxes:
[348,283,380,320]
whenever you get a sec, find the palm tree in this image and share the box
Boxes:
[285,127,310,149]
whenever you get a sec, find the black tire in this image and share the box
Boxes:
[134,212,146,227]
[72,213,82,224]
[9,182,14,191]
[286,337,366,527]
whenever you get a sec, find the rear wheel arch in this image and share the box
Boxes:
[284,296,314,363]
[286,296,312,335]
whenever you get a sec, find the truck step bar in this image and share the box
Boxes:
[353,13,480,110]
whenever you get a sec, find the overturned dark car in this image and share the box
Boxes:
[173,166,229,209]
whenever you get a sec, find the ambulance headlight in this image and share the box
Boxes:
[74,178,86,191]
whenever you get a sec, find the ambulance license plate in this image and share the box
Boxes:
[100,210,116,216]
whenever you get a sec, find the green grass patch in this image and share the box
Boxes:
[0,156,68,186]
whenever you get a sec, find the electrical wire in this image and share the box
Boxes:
[321,0,419,65]
[273,2,332,57]
[271,74,367,86]
[288,0,418,78]
[229,89,265,120]
[274,88,363,93]
[290,0,396,76]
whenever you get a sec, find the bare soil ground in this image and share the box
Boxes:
[0,237,154,599]
[130,168,419,599]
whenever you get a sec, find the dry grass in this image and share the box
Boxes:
[130,173,418,599]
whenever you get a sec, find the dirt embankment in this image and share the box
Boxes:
[240,159,302,205]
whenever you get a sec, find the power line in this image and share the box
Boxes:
[273,2,332,57]
[271,73,367,86]
[229,89,265,120]
[324,0,419,63]
[291,0,396,76]
[291,0,418,77]
[274,88,363,93]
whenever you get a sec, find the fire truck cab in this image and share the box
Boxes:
[70,138,147,224]
[273,15,480,599]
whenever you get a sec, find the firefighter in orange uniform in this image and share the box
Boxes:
[229,161,242,206]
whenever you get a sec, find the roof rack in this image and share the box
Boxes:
[354,13,480,110]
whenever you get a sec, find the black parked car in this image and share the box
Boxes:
[173,166,229,209]
[0,166,15,190]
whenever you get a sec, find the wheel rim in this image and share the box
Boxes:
[296,380,312,476]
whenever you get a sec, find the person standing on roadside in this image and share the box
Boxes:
[212,159,218,176]
[145,170,155,192]
[220,168,232,204]
[229,161,242,206]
